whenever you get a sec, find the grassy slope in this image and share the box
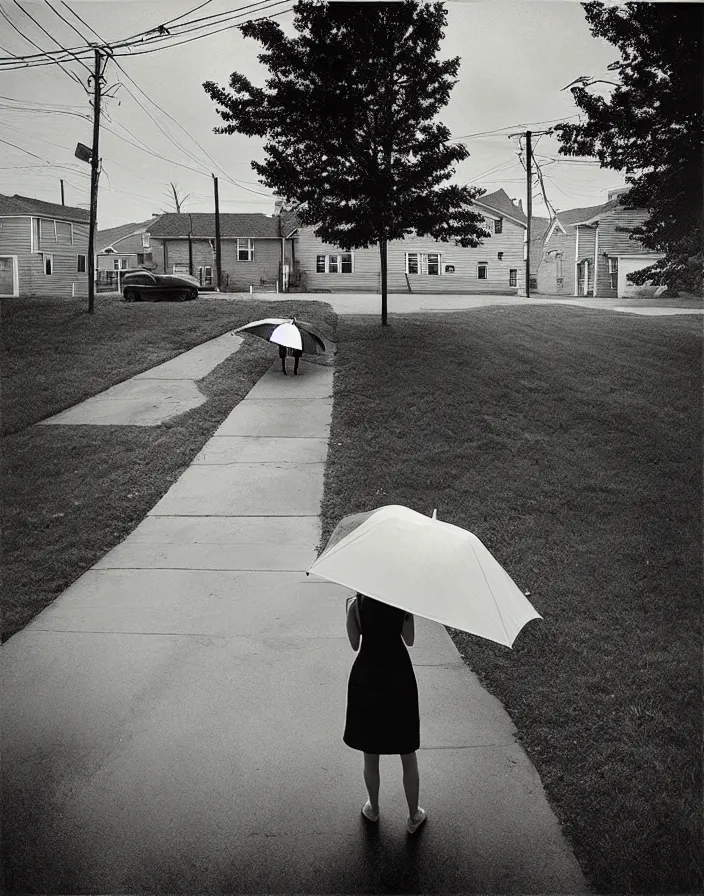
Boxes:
[319,306,702,894]
[0,294,336,639]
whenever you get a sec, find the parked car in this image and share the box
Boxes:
[122,270,200,302]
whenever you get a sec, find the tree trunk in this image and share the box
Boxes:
[379,237,389,326]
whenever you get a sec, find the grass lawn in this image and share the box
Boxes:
[319,306,702,894]
[0,294,336,640]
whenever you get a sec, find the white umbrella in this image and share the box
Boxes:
[307,505,541,648]
[234,317,326,354]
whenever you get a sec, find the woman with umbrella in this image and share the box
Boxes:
[309,504,542,836]
[344,592,428,834]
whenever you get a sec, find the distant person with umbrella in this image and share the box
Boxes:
[344,592,427,834]
[233,317,326,376]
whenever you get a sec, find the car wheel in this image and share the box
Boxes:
[188,289,198,301]
[123,288,136,302]
[177,290,190,302]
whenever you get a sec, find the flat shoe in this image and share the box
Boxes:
[406,807,427,834]
[361,801,379,822]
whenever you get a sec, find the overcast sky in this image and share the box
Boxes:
[0,0,624,228]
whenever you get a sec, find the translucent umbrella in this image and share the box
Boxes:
[234,317,326,354]
[307,505,541,648]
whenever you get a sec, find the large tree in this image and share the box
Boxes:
[203,0,488,324]
[556,2,703,295]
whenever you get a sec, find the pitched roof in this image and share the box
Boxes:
[148,212,280,239]
[0,193,90,222]
[556,200,618,227]
[97,219,155,250]
[475,188,527,226]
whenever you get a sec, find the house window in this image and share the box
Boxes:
[141,232,150,248]
[77,254,86,273]
[494,218,503,234]
[40,219,56,242]
[406,252,442,275]
[56,221,72,244]
[316,253,354,273]
[43,253,53,275]
[509,269,517,287]
[608,257,618,290]
[113,259,121,270]
[477,263,488,280]
[237,238,253,261]
[173,263,190,275]
[556,254,563,279]
[529,276,538,290]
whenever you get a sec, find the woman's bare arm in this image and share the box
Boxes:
[402,613,415,646]
[346,597,361,650]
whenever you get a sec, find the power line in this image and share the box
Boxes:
[110,2,294,56]
[12,0,92,78]
[43,0,91,45]
[60,1,104,44]
[0,5,85,87]
[110,0,290,50]
[0,0,293,64]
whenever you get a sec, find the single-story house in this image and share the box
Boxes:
[146,213,285,291]
[287,189,529,294]
[95,218,156,290]
[0,193,91,298]
[536,189,664,298]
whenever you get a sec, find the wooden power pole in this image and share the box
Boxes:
[525,130,532,297]
[508,127,553,298]
[87,48,103,314]
[213,174,222,291]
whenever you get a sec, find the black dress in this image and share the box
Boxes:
[343,595,420,755]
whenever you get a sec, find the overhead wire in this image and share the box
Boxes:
[12,0,92,79]
[0,5,86,87]
[54,3,275,200]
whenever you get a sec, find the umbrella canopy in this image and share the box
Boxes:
[307,505,541,648]
[234,317,326,354]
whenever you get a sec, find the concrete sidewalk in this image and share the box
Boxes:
[1,358,588,894]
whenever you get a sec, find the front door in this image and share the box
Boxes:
[578,260,590,296]
[0,257,16,296]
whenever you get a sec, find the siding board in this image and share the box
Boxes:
[295,218,526,294]
[0,216,89,297]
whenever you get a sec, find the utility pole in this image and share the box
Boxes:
[87,48,103,315]
[508,127,554,298]
[60,179,65,205]
[525,130,532,297]
[212,174,222,291]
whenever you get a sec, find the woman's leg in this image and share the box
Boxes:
[400,752,420,817]
[363,752,380,814]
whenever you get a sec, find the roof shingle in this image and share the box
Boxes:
[475,188,527,225]
[0,193,90,222]
[148,213,280,239]
[97,219,155,250]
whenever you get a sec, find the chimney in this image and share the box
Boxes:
[515,198,523,211]
[273,198,284,216]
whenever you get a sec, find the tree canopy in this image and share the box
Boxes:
[203,0,489,323]
[556,2,703,295]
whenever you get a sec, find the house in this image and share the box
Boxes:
[146,213,285,290]
[95,218,156,291]
[288,189,528,294]
[536,189,664,297]
[0,193,90,298]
